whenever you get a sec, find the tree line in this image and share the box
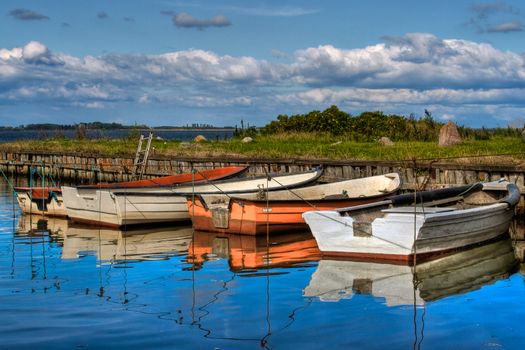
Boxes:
[258,105,522,141]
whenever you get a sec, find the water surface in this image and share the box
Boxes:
[1,182,525,349]
[0,129,233,142]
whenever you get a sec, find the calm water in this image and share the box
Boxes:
[1,181,525,349]
[0,129,233,142]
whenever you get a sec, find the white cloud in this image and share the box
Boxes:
[2,34,525,126]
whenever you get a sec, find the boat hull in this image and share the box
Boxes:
[304,202,515,264]
[15,188,67,217]
[64,189,190,228]
[188,197,385,235]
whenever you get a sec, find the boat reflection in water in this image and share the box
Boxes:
[304,239,518,306]
[188,230,321,271]
[17,215,68,238]
[17,215,193,262]
[63,225,193,263]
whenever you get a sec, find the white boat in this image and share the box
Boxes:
[15,186,67,217]
[62,168,323,228]
[303,180,520,264]
[303,239,518,306]
[13,166,247,218]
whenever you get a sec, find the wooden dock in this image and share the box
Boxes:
[1,150,524,204]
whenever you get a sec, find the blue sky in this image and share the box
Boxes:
[1,0,525,127]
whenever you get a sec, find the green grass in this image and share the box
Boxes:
[1,134,524,166]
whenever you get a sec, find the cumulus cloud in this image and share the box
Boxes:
[291,34,525,89]
[172,12,231,29]
[0,41,63,66]
[9,8,49,20]
[2,34,525,126]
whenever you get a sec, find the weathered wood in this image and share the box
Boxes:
[0,151,524,199]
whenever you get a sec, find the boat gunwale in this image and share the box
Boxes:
[108,167,324,196]
[75,165,250,190]
[227,173,402,203]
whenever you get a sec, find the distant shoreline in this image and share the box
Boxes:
[0,127,237,132]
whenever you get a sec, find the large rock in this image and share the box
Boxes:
[378,137,394,146]
[194,135,207,142]
[439,121,462,146]
[241,136,253,143]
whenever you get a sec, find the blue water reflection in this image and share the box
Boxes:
[1,181,525,349]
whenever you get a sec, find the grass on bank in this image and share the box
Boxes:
[1,133,524,166]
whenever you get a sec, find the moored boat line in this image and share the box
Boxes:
[11,163,523,265]
[62,167,323,228]
[13,165,248,219]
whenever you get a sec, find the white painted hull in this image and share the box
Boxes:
[62,188,190,227]
[63,169,322,227]
[304,203,513,260]
[15,191,67,217]
[303,181,519,262]
[303,239,517,305]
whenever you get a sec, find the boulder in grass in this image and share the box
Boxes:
[194,135,207,142]
[439,121,462,146]
[378,137,394,146]
[242,137,253,143]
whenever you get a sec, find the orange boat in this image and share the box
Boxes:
[15,165,248,217]
[186,173,401,236]
[187,230,321,271]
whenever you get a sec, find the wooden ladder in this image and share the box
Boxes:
[131,132,153,180]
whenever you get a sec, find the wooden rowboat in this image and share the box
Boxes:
[63,168,323,228]
[186,173,401,235]
[16,165,247,218]
[78,165,248,189]
[303,180,520,264]
[14,186,67,217]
